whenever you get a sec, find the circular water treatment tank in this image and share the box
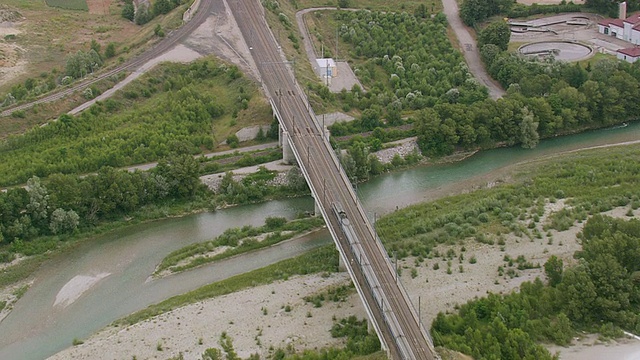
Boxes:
[519,41,593,62]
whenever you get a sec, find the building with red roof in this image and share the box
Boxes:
[617,47,640,63]
[598,9,640,45]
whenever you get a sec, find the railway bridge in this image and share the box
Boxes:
[228,1,438,359]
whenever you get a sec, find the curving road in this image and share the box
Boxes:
[0,0,216,118]
[441,0,505,100]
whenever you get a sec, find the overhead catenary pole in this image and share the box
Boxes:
[336,27,339,61]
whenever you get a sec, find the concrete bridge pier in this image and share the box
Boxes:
[280,128,296,164]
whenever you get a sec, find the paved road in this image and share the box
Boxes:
[441,0,505,100]
[228,1,436,358]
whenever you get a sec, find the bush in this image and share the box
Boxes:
[265,216,287,230]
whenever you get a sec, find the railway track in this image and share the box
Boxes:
[0,0,216,118]
[228,1,437,358]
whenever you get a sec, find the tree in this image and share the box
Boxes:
[544,255,564,287]
[519,107,539,149]
[285,166,308,192]
[478,21,511,51]
[121,2,134,21]
[154,24,165,37]
[155,154,201,198]
[360,107,381,131]
[348,141,371,180]
[104,43,116,59]
[460,0,490,26]
[65,50,104,79]
[26,176,49,226]
[414,4,428,18]
[339,151,357,180]
[134,4,152,25]
[49,208,79,234]
[585,0,619,16]
[202,348,222,360]
[338,0,351,8]
[90,39,101,57]
[153,0,173,15]
[480,44,502,68]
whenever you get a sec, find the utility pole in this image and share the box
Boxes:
[322,114,325,140]
[394,250,398,282]
[336,27,339,61]
[326,59,329,87]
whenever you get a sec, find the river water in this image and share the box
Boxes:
[1,123,639,360]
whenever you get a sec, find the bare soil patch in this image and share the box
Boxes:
[0,42,26,86]
[0,7,26,85]
[85,0,112,15]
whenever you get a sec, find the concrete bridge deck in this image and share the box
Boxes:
[227,1,437,359]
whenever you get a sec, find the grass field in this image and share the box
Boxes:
[44,0,88,11]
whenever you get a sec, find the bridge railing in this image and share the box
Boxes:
[341,217,417,359]
[374,232,436,348]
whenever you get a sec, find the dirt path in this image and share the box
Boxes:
[441,0,505,100]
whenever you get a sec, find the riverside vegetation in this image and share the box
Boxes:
[110,144,640,360]
[155,216,325,276]
[431,214,640,360]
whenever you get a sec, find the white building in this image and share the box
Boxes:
[617,47,640,63]
[316,58,337,78]
[598,13,640,45]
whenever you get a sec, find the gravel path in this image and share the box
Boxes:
[441,0,505,100]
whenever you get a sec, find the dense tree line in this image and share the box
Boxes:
[585,0,640,17]
[338,139,421,182]
[0,154,201,254]
[215,166,309,206]
[459,0,583,26]
[459,0,515,26]
[432,215,640,359]
[416,31,640,155]
[120,0,184,25]
[0,59,255,186]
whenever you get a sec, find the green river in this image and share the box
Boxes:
[0,122,639,360]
